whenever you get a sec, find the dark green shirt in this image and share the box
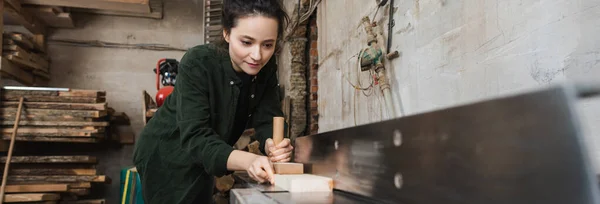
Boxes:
[133,44,287,204]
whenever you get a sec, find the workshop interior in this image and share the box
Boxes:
[0,0,599,203]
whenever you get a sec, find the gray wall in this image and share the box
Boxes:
[47,0,204,202]
[313,0,600,170]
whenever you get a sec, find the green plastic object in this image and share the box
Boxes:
[120,167,145,204]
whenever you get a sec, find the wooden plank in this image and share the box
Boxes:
[29,52,49,71]
[21,0,151,13]
[17,201,56,204]
[67,183,90,189]
[4,193,60,202]
[1,108,107,118]
[71,0,162,19]
[0,128,103,137]
[273,163,304,175]
[4,54,46,72]
[3,5,47,35]
[4,168,96,176]
[33,34,45,52]
[273,174,333,193]
[1,101,107,111]
[0,156,97,164]
[60,199,105,204]
[4,33,35,50]
[5,184,69,193]
[0,120,109,127]
[1,89,105,98]
[6,175,107,183]
[1,136,100,143]
[24,6,75,28]
[0,116,95,122]
[0,57,34,86]
[1,95,105,103]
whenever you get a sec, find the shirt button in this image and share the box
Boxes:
[230,81,234,85]
[251,94,255,99]
[248,114,252,117]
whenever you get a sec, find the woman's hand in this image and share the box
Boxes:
[247,155,275,184]
[265,138,294,163]
[227,150,275,184]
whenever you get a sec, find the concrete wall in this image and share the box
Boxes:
[47,0,204,202]
[315,0,600,170]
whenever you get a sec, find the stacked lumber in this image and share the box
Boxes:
[0,155,108,203]
[0,87,134,145]
[2,32,50,85]
[0,88,108,143]
[0,87,131,203]
[22,0,163,20]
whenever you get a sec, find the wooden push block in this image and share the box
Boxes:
[273,162,303,174]
[271,117,304,173]
[274,174,333,192]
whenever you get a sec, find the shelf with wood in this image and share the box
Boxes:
[0,87,134,203]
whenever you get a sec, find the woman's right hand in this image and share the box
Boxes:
[246,155,275,184]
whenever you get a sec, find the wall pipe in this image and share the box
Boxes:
[361,16,397,118]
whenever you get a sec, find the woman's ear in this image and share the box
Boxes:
[223,30,230,43]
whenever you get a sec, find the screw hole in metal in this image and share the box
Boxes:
[394,172,403,189]
[393,129,402,147]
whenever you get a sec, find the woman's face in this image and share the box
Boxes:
[224,15,278,75]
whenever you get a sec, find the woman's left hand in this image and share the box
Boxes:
[265,138,294,162]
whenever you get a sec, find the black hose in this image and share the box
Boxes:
[387,0,394,53]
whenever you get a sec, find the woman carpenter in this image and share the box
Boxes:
[133,0,293,203]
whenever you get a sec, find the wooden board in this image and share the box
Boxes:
[67,183,91,189]
[0,121,109,127]
[1,101,107,111]
[4,193,60,202]
[0,57,35,86]
[0,156,97,164]
[60,199,105,204]
[24,6,75,28]
[1,135,100,143]
[21,0,151,13]
[1,89,105,98]
[4,168,97,176]
[273,163,304,174]
[0,108,107,118]
[0,127,104,137]
[5,184,69,193]
[0,95,105,103]
[3,35,34,50]
[273,174,333,193]
[4,54,47,73]
[71,0,162,19]
[6,175,107,183]
[3,5,47,35]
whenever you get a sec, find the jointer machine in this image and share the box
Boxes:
[230,83,600,204]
